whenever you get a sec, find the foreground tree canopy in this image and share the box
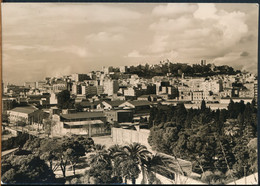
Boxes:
[148,99,257,183]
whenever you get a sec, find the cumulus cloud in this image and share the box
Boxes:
[193,4,218,20]
[2,3,258,84]
[152,3,198,17]
[144,3,250,62]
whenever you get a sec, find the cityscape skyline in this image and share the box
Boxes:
[3,60,257,87]
[2,3,259,85]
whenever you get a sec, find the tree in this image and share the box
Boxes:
[142,153,176,184]
[1,154,56,184]
[17,118,27,131]
[2,112,10,123]
[115,143,151,184]
[201,100,206,112]
[75,103,83,112]
[43,118,56,138]
[57,90,74,109]
[89,147,114,184]
[57,136,86,177]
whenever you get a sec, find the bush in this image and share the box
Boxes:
[2,130,11,135]
[2,133,31,151]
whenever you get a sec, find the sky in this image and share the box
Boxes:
[2,3,259,85]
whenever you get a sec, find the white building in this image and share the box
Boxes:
[103,79,119,96]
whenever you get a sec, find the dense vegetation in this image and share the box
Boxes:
[2,133,178,184]
[2,132,30,151]
[148,99,257,184]
[126,62,239,78]
[1,135,94,184]
[68,143,176,184]
[2,154,56,184]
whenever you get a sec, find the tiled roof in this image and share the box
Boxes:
[80,101,101,107]
[128,100,151,106]
[61,112,105,120]
[10,106,38,114]
[103,100,126,107]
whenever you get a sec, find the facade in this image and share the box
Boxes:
[52,83,67,93]
[104,109,133,123]
[98,100,125,110]
[119,100,151,113]
[103,79,119,96]
[85,85,97,96]
[52,112,108,136]
[72,83,82,95]
[2,98,16,113]
[24,82,36,89]
[7,106,40,124]
[192,91,209,103]
[71,73,90,82]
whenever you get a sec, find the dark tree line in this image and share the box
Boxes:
[126,62,238,78]
[148,99,257,183]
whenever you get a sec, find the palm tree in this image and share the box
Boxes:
[108,144,123,178]
[115,143,151,184]
[88,146,114,184]
[142,153,178,184]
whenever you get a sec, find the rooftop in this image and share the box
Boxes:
[103,100,126,107]
[9,106,38,114]
[61,112,105,120]
[127,100,152,106]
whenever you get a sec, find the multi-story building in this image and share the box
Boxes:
[24,82,36,89]
[192,91,210,103]
[85,85,97,97]
[71,73,90,82]
[2,98,16,114]
[254,79,258,101]
[52,82,67,93]
[104,109,133,123]
[72,83,82,95]
[200,80,223,94]
[219,88,233,98]
[103,79,119,96]
[102,66,114,74]
[36,81,47,89]
[7,106,40,124]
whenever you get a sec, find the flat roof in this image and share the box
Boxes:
[64,120,104,126]
[61,112,105,120]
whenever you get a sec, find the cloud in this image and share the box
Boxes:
[86,32,124,42]
[3,4,141,24]
[143,3,250,62]
[127,50,144,58]
[152,3,198,17]
[212,51,256,73]
[149,16,196,32]
[4,43,90,58]
[193,4,218,20]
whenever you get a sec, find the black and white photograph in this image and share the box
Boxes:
[1,2,259,185]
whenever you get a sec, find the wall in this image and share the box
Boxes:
[112,127,150,147]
